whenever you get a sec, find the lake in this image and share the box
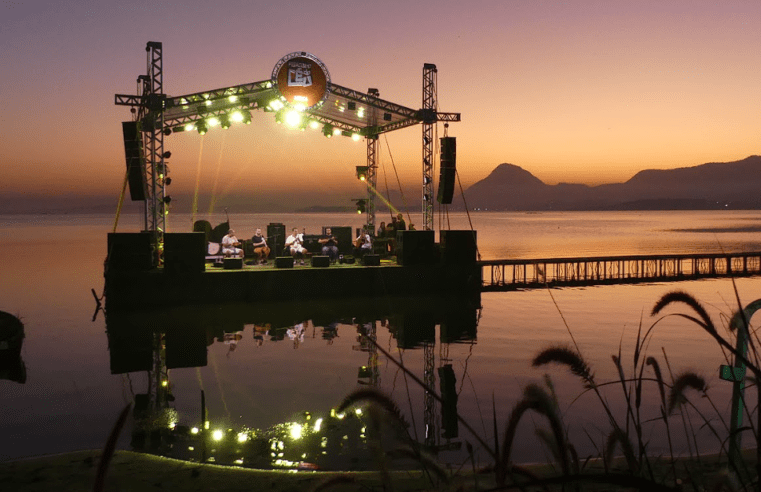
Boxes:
[2,210,760,469]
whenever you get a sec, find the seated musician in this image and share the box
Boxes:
[354,227,372,257]
[318,227,339,262]
[221,229,243,257]
[285,227,306,265]
[251,228,271,264]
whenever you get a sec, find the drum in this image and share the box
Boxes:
[207,242,220,255]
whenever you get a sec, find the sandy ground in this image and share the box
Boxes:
[2,448,757,491]
[0,450,454,492]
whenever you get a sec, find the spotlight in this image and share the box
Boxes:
[241,110,251,124]
[162,151,172,159]
[285,110,302,128]
[163,128,172,136]
[163,196,172,204]
[355,166,368,182]
[184,123,195,132]
[356,199,366,214]
[351,133,361,142]
[173,125,185,133]
[219,115,231,129]
[165,177,172,185]
[322,123,333,137]
[196,120,208,135]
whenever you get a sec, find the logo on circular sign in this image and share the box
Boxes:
[271,52,330,110]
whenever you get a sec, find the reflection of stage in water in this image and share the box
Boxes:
[105,294,479,469]
[0,311,26,384]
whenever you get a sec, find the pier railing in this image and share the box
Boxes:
[479,251,761,291]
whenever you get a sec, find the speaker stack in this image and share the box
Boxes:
[122,121,147,201]
[437,137,456,204]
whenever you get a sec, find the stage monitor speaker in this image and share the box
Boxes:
[223,257,243,270]
[107,232,157,271]
[164,232,206,274]
[275,256,294,268]
[396,230,436,266]
[437,136,456,204]
[361,254,380,266]
[122,121,147,201]
[440,230,477,265]
[311,255,330,267]
[268,223,286,260]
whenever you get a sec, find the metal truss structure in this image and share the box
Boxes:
[115,42,460,237]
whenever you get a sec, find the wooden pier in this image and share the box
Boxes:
[480,251,761,291]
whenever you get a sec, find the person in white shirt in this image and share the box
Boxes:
[221,229,243,257]
[285,227,306,265]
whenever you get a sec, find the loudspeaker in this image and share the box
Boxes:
[440,230,477,265]
[396,230,435,266]
[107,232,157,271]
[122,121,147,201]
[361,254,380,266]
[275,256,294,268]
[223,257,243,270]
[268,223,286,260]
[437,136,456,204]
[311,255,330,267]
[164,232,206,274]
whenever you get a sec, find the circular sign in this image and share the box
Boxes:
[271,52,330,110]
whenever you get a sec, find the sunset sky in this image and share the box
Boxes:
[1,0,759,212]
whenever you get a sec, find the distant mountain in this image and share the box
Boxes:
[460,156,761,211]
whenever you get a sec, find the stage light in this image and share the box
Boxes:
[348,101,356,111]
[220,115,231,129]
[212,430,224,441]
[275,111,284,124]
[352,133,361,142]
[322,124,333,137]
[208,117,220,127]
[163,128,172,136]
[165,177,172,185]
[341,130,351,137]
[333,128,342,136]
[196,120,208,135]
[357,107,365,118]
[424,194,430,201]
[163,151,171,159]
[356,199,366,214]
[241,110,251,124]
[228,95,238,103]
[268,99,284,111]
[355,166,368,182]
[163,196,172,204]
[423,176,431,185]
[309,120,319,130]
[285,110,302,128]
[184,123,195,132]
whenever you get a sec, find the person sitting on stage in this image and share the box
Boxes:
[319,227,340,262]
[285,227,306,265]
[221,229,243,257]
[251,228,271,264]
[354,228,373,258]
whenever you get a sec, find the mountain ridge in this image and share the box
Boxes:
[458,155,761,211]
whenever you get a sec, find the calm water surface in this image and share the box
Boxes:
[2,211,761,468]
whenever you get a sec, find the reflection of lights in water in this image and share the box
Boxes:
[212,429,224,441]
[237,432,248,443]
[314,418,322,432]
[234,459,244,465]
[188,446,194,451]
[191,427,199,434]
[355,408,362,416]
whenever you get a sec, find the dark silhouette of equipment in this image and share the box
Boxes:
[122,121,147,201]
[437,137,456,204]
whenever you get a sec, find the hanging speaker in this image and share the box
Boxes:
[437,137,456,204]
[122,121,147,201]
